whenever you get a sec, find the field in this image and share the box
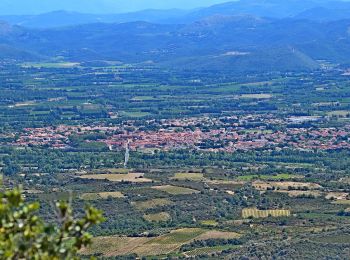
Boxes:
[327,110,350,117]
[171,172,204,181]
[82,228,241,257]
[143,212,171,222]
[275,190,322,198]
[311,234,350,244]
[132,198,172,210]
[195,230,240,241]
[184,245,240,257]
[152,185,200,195]
[242,208,291,219]
[80,236,152,257]
[81,192,125,200]
[22,62,80,68]
[240,94,272,99]
[331,200,350,205]
[237,174,303,181]
[252,181,322,191]
[200,220,219,226]
[78,172,152,183]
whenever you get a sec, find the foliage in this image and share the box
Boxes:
[0,187,104,259]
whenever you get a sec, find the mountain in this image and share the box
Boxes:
[0,9,189,28]
[2,0,350,28]
[1,16,350,72]
[295,6,350,21]
[0,0,226,15]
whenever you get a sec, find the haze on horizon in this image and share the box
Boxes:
[0,0,234,15]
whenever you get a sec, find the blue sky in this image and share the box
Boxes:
[0,0,233,15]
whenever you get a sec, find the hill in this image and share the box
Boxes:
[0,15,350,71]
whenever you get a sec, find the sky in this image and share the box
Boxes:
[0,0,232,15]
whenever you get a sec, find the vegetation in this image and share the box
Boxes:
[0,187,103,259]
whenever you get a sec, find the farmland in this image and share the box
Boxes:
[78,172,152,183]
[152,185,200,195]
[242,208,291,219]
[2,62,350,258]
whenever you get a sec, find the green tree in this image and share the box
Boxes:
[0,187,104,259]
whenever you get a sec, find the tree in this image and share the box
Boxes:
[0,187,104,259]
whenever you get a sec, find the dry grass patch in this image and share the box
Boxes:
[242,208,291,219]
[152,185,200,195]
[171,172,204,181]
[326,192,349,200]
[240,94,272,99]
[195,230,240,241]
[81,236,151,257]
[200,220,219,227]
[143,212,171,222]
[132,198,172,210]
[206,180,245,185]
[275,190,322,198]
[331,200,350,205]
[81,192,124,200]
[253,181,321,191]
[79,172,152,183]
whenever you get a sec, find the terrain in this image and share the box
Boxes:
[0,0,350,72]
[1,0,350,259]
[1,62,350,259]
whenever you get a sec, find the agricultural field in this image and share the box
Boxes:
[78,172,153,183]
[81,191,125,200]
[132,198,172,210]
[82,228,238,257]
[237,174,303,181]
[242,208,291,219]
[171,172,205,181]
[252,181,322,191]
[152,185,200,195]
[143,212,171,222]
[2,63,350,258]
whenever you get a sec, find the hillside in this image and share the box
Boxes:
[0,14,350,71]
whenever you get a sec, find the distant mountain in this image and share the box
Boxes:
[295,6,350,21]
[0,9,189,28]
[2,0,350,28]
[1,16,350,72]
[0,0,226,15]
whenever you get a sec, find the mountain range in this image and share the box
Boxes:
[2,0,350,28]
[0,0,350,72]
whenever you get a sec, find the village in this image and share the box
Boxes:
[8,114,350,152]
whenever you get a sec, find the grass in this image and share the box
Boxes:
[275,190,322,198]
[171,172,204,181]
[143,212,171,222]
[132,198,172,210]
[237,174,303,181]
[152,185,200,195]
[78,172,152,183]
[184,245,240,257]
[240,94,272,99]
[121,111,151,118]
[252,181,321,191]
[195,230,240,240]
[327,110,350,117]
[80,236,151,257]
[22,62,80,68]
[149,228,206,245]
[242,208,291,219]
[331,200,350,205]
[93,168,130,174]
[200,220,219,227]
[311,234,350,244]
[81,192,125,200]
